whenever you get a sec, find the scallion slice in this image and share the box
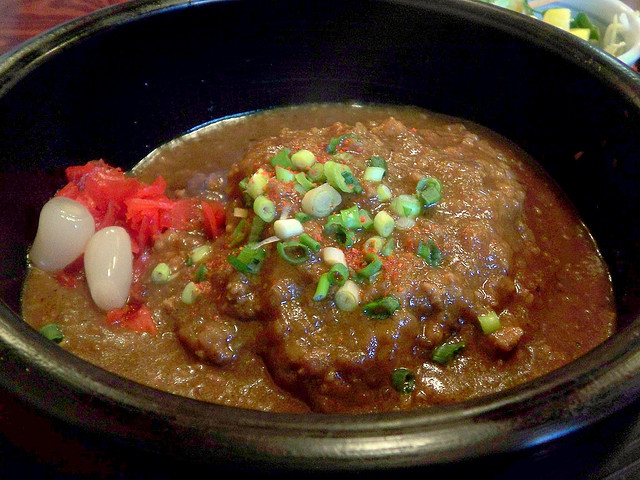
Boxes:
[194,264,209,282]
[373,210,395,237]
[246,168,270,198]
[253,195,277,223]
[39,323,63,343]
[363,236,384,254]
[151,263,171,284]
[363,295,400,319]
[301,183,342,218]
[299,233,321,252]
[376,184,392,202]
[478,310,502,334]
[363,166,386,182]
[274,218,304,240]
[432,342,465,364]
[294,211,311,223]
[229,219,250,247]
[275,165,295,183]
[188,244,212,265]
[295,172,315,192]
[291,149,316,169]
[391,194,422,217]
[227,244,267,274]
[313,273,331,301]
[323,246,347,266]
[416,177,442,207]
[325,221,355,248]
[277,241,310,264]
[339,205,361,229]
[248,216,266,243]
[326,133,357,155]
[355,253,383,283]
[391,368,415,394]
[335,280,360,311]
[329,262,349,287]
[307,162,326,183]
[269,148,292,168]
[380,237,396,257]
[417,239,442,267]
[181,282,199,304]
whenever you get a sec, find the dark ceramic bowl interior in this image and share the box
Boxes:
[1,0,640,470]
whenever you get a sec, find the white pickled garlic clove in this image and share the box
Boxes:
[84,226,132,311]
[29,196,95,272]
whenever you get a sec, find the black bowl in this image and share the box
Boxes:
[1,0,640,471]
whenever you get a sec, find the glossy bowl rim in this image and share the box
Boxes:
[1,0,640,470]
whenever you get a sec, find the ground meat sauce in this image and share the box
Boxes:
[21,104,615,413]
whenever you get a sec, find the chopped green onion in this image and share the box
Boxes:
[233,207,249,218]
[229,219,250,247]
[313,273,331,301]
[478,310,502,334]
[238,177,249,191]
[275,165,295,183]
[151,263,171,284]
[359,209,373,229]
[39,323,63,343]
[181,282,199,304]
[363,295,400,319]
[253,195,277,223]
[571,12,600,40]
[307,162,326,183]
[194,264,209,282]
[291,149,316,169]
[391,194,422,217]
[299,233,321,252]
[326,133,357,154]
[274,218,304,240]
[380,238,396,257]
[354,253,383,283]
[294,211,311,223]
[363,166,386,182]
[325,222,355,248]
[369,155,387,170]
[416,177,442,207]
[335,280,360,311]
[295,172,315,192]
[301,183,342,218]
[188,244,212,265]
[339,205,361,229]
[376,184,392,202]
[323,246,347,266]
[363,236,384,254]
[373,210,395,237]
[248,216,266,243]
[432,342,465,364]
[269,148,292,168]
[228,244,266,274]
[324,161,350,193]
[329,262,349,287]
[277,241,310,264]
[341,170,363,194]
[417,239,442,267]
[391,368,415,394]
[246,168,270,199]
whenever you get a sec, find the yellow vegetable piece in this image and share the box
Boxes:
[570,28,591,41]
[543,8,571,31]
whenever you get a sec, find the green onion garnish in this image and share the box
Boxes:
[301,183,342,218]
[325,221,355,248]
[275,165,295,183]
[307,162,326,183]
[194,264,209,282]
[253,195,277,223]
[181,282,199,304]
[329,262,349,287]
[341,170,362,194]
[363,166,386,182]
[277,241,310,264]
[369,155,387,169]
[417,239,442,267]
[363,295,400,319]
[39,323,63,343]
[391,368,415,394]
[294,211,311,223]
[358,209,373,229]
[335,280,360,311]
[380,238,396,257]
[295,172,315,192]
[363,236,384,254]
[274,218,304,240]
[373,210,395,237]
[571,12,600,40]
[151,263,171,284]
[291,149,316,169]
[391,194,422,217]
[313,273,331,301]
[248,216,266,243]
[432,342,465,364]
[229,219,250,247]
[355,253,383,283]
[339,205,361,229]
[416,177,442,207]
[299,233,321,252]
[376,184,392,202]
[188,244,212,265]
[227,244,267,274]
[326,133,357,154]
[478,310,502,334]
[269,148,292,168]
[246,168,270,198]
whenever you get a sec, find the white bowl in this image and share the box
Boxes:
[541,0,640,65]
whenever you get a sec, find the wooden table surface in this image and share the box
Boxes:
[1,1,640,479]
